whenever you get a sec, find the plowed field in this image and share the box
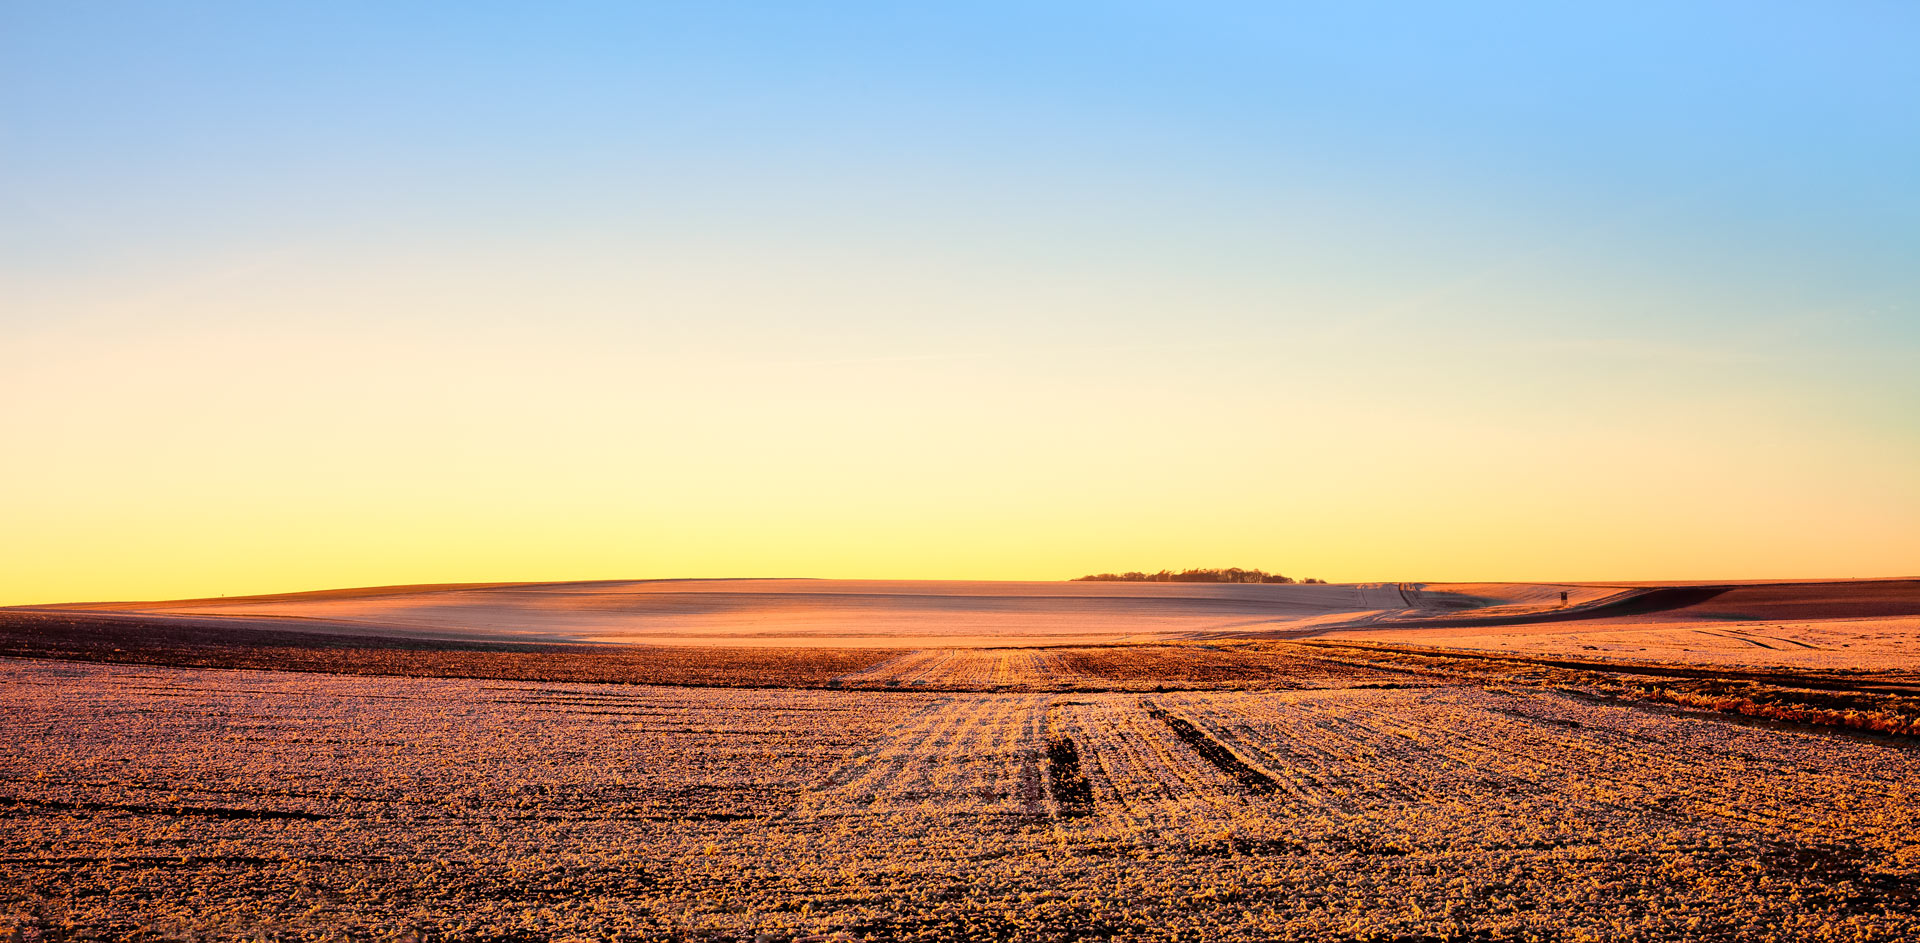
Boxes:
[5,657,1917,942]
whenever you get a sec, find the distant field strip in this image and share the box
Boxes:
[830,648,1072,688]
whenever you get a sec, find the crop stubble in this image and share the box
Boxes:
[3,653,1918,942]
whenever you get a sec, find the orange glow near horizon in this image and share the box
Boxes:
[4,312,1916,606]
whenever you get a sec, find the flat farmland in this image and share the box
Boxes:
[5,578,1919,941]
[5,657,1918,942]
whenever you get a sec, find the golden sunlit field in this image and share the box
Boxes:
[11,2,1920,940]
[4,579,1919,941]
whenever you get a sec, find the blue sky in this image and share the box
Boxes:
[3,2,1916,599]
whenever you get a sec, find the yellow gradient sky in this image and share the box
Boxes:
[4,4,1917,604]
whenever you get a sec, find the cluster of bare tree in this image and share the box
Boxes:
[1073,568,1326,584]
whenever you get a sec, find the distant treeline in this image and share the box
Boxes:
[1073,568,1326,585]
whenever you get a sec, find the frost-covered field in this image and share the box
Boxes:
[4,658,1917,942]
[1325,616,1920,671]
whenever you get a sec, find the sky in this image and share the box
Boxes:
[3,2,1917,604]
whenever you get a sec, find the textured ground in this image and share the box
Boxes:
[6,577,1918,941]
[4,657,1919,942]
[1321,581,1920,671]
